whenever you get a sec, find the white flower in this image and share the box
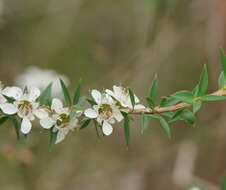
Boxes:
[106,85,145,111]
[189,187,201,190]
[15,66,70,96]
[84,90,123,136]
[2,86,47,134]
[40,98,80,144]
[0,83,18,115]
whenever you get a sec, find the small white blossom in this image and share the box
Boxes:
[2,86,47,134]
[40,98,80,144]
[106,85,145,111]
[15,66,70,96]
[84,90,123,136]
[188,187,201,190]
[0,82,18,115]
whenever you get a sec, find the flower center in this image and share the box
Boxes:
[56,113,70,128]
[98,104,113,120]
[18,100,33,116]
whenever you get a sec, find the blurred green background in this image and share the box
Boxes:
[0,0,225,189]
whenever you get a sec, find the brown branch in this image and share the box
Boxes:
[130,89,226,115]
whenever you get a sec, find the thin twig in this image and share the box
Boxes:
[130,89,226,114]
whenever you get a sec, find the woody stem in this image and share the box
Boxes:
[129,89,226,115]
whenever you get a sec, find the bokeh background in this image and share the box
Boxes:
[0,0,226,189]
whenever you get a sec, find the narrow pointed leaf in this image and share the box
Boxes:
[0,115,8,125]
[221,176,226,190]
[50,130,58,146]
[93,120,100,138]
[196,65,208,97]
[80,118,91,129]
[192,85,199,97]
[202,95,226,101]
[60,79,72,106]
[3,95,15,103]
[38,83,52,106]
[123,113,130,146]
[160,96,180,107]
[141,114,149,134]
[193,101,202,114]
[172,91,194,104]
[146,97,155,108]
[218,72,225,89]
[220,48,226,78]
[171,109,184,121]
[149,115,171,138]
[10,115,21,140]
[73,82,81,105]
[128,88,135,108]
[182,110,195,124]
[87,97,97,105]
[148,75,158,106]
[158,116,171,138]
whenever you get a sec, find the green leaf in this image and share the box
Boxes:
[192,85,199,97]
[193,101,202,114]
[181,110,195,124]
[149,115,171,138]
[170,109,185,122]
[10,116,21,140]
[3,95,15,103]
[60,79,72,106]
[220,48,226,78]
[141,114,149,134]
[50,130,58,146]
[23,86,28,94]
[218,72,225,89]
[148,75,158,106]
[146,97,155,108]
[93,120,100,138]
[221,176,226,190]
[196,64,208,97]
[87,97,97,105]
[80,118,91,129]
[202,95,226,101]
[160,96,180,107]
[69,109,77,120]
[73,81,81,105]
[77,96,85,105]
[128,88,135,108]
[162,112,174,118]
[38,83,52,106]
[123,113,130,146]
[0,115,8,125]
[170,109,195,124]
[172,91,194,104]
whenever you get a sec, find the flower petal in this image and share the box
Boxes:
[69,118,78,129]
[40,117,55,129]
[113,85,123,99]
[134,104,146,109]
[33,109,48,119]
[102,121,113,136]
[105,89,115,98]
[113,109,123,122]
[28,87,40,101]
[134,95,139,103]
[55,131,65,144]
[0,103,17,115]
[2,87,22,100]
[91,90,102,104]
[0,94,6,104]
[21,118,32,134]
[51,98,64,113]
[84,108,98,118]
